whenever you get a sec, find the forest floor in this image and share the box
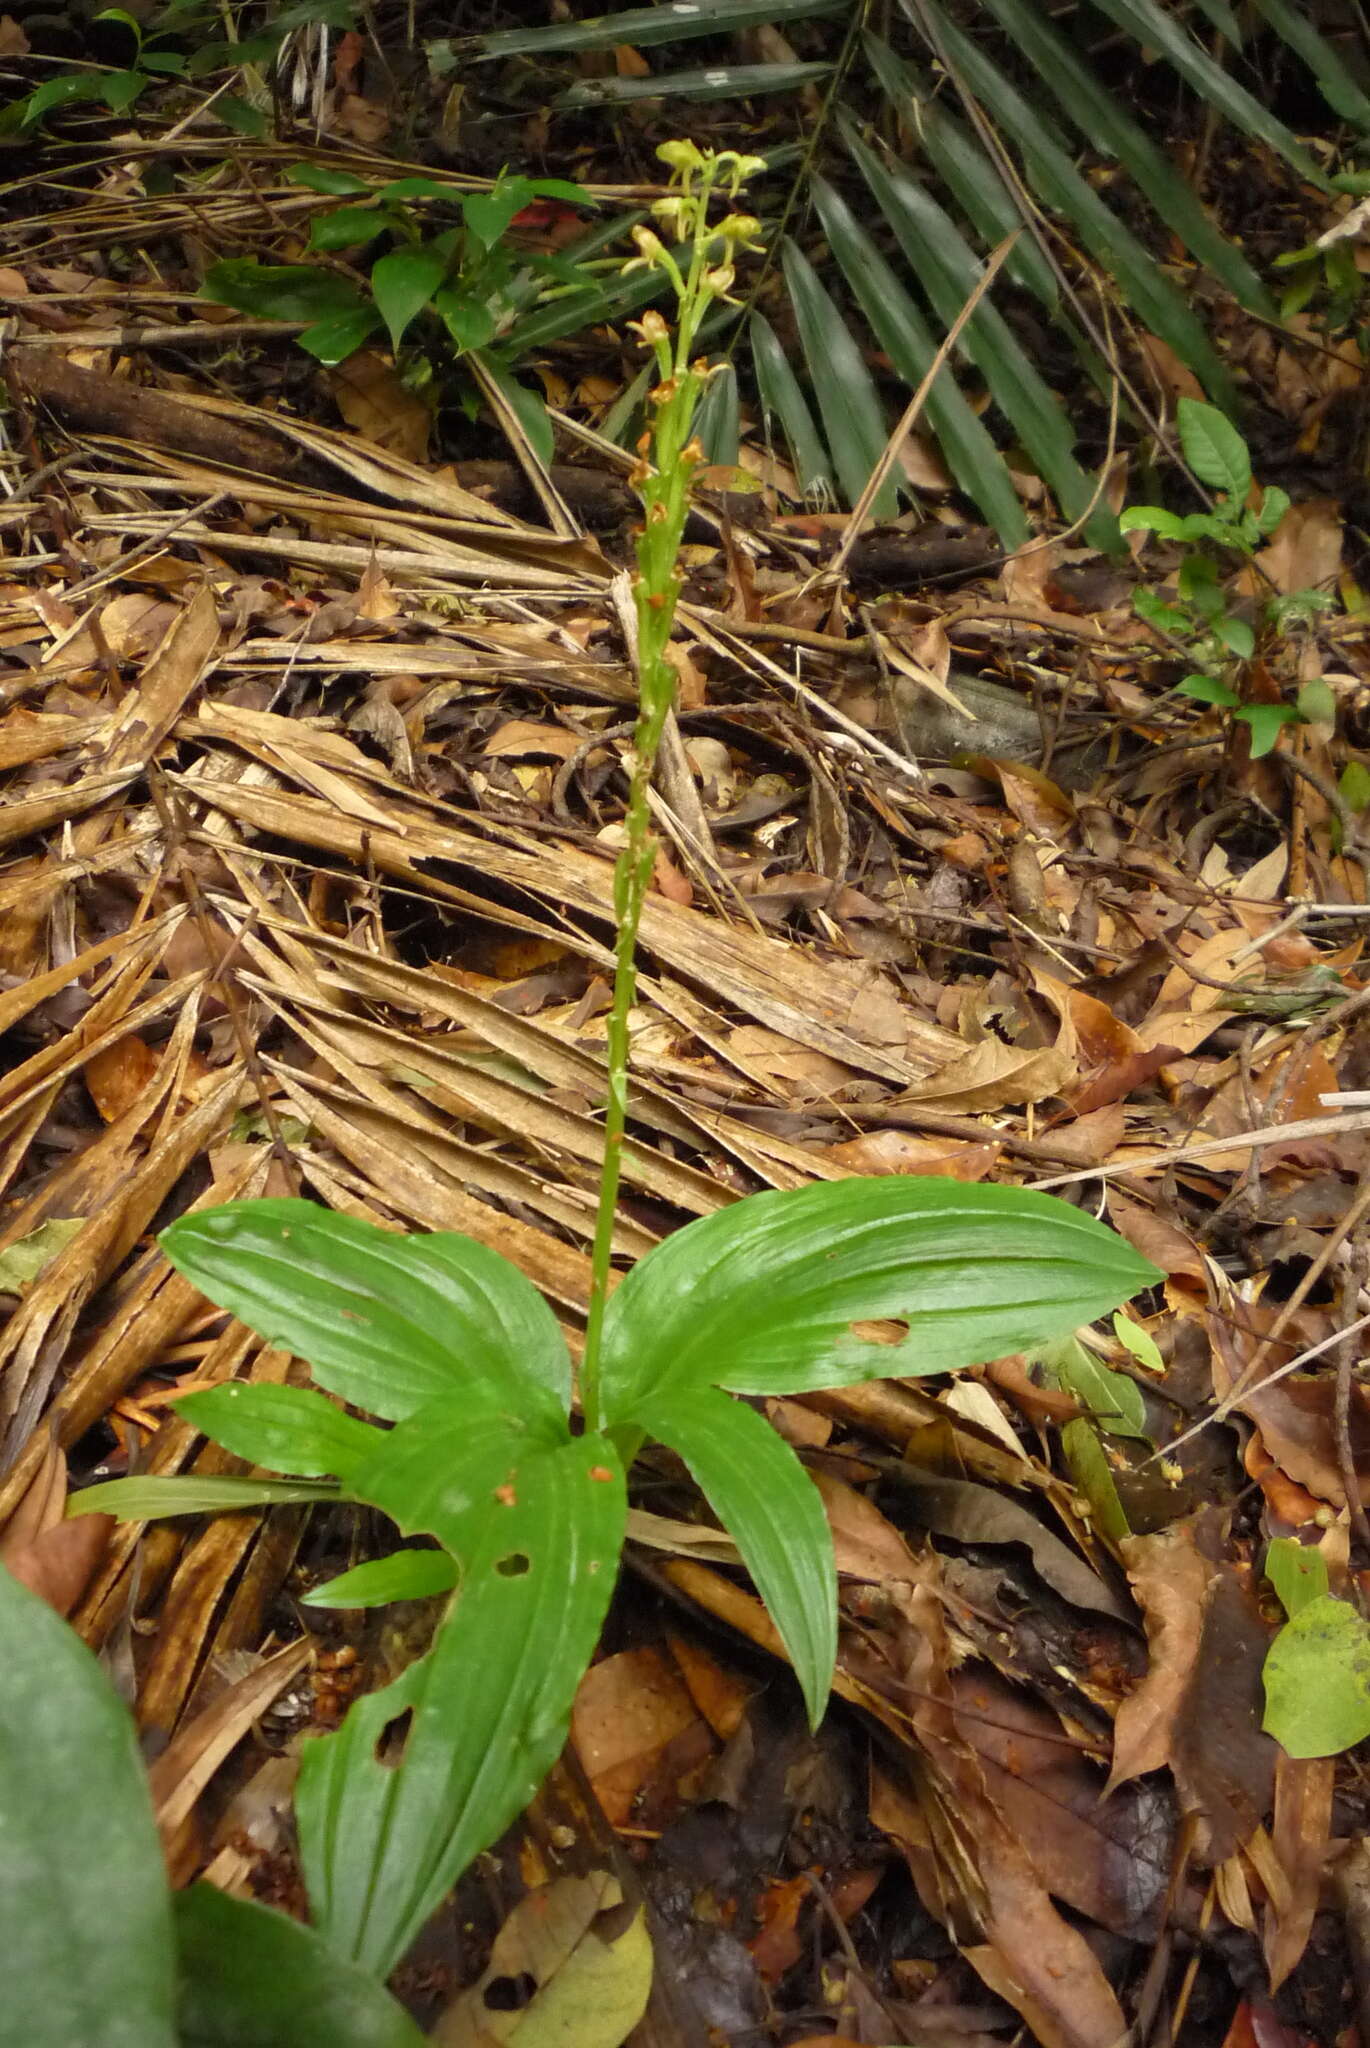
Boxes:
[2,11,1370,2047]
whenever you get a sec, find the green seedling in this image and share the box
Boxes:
[1263,1538,1370,1759]
[0,0,351,135]
[1122,396,1336,757]
[36,144,1160,2002]
[201,164,596,377]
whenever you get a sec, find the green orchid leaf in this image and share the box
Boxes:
[370,245,449,351]
[638,1388,835,1728]
[0,1565,177,2046]
[300,1549,460,1609]
[68,1475,342,1522]
[476,0,840,58]
[174,1381,384,1480]
[175,1884,425,2048]
[1264,1594,1370,1758]
[600,1177,1161,1410]
[350,1391,570,1554]
[296,1434,625,1976]
[1060,1419,1131,1542]
[159,1199,572,1423]
[199,260,370,324]
[1176,397,1251,501]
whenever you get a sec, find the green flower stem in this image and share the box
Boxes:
[578,143,764,1431]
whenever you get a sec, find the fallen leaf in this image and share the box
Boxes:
[431,1872,652,2048]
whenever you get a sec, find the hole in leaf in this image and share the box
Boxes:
[373,1707,412,1767]
[484,1972,538,2013]
[495,1551,531,1578]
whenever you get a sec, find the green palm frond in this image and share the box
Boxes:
[476,0,1357,538]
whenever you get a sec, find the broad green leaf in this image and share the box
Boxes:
[477,0,840,59]
[1060,1420,1131,1542]
[557,61,832,107]
[464,180,537,250]
[1238,703,1296,757]
[863,34,1057,309]
[1263,1594,1370,1758]
[298,306,385,364]
[309,206,392,252]
[159,1199,571,1423]
[1249,0,1370,127]
[1132,590,1188,634]
[376,175,465,202]
[69,1475,341,1521]
[750,311,833,501]
[297,1435,626,1975]
[289,162,372,195]
[812,169,1030,548]
[967,0,1273,315]
[1179,675,1239,707]
[1216,617,1255,658]
[175,1885,424,2048]
[22,73,106,124]
[781,240,901,518]
[1086,0,1323,182]
[140,52,188,72]
[640,1388,835,1728]
[1266,1537,1328,1621]
[912,1,1236,409]
[301,1549,460,1608]
[370,245,448,351]
[350,1392,570,1554]
[200,260,368,324]
[1119,506,1187,540]
[0,1565,177,2047]
[1176,397,1251,500]
[433,287,497,354]
[174,1381,383,1479]
[100,70,149,113]
[599,1177,1161,1410]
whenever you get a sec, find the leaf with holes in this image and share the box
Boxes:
[295,1433,626,1975]
[598,1176,1161,1411]
[159,1199,571,1423]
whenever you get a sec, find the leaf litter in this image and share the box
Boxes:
[1,38,1370,2048]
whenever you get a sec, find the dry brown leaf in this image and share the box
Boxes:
[331,349,431,462]
[899,1037,1074,1115]
[570,1645,707,1826]
[1108,1522,1211,1792]
[821,1128,1000,1178]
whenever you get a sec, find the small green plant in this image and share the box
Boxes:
[0,1558,425,2045]
[1122,396,1336,757]
[202,165,594,377]
[40,143,1161,1994]
[0,0,351,136]
[1262,1537,1370,1759]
